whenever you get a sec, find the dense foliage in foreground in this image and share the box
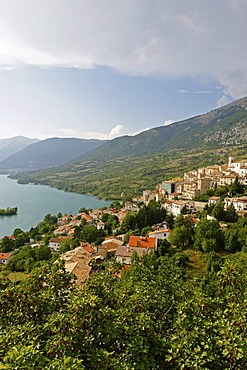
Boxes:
[1,251,247,369]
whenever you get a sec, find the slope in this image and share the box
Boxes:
[13,97,247,199]
[79,96,247,161]
[0,136,39,162]
[0,137,106,172]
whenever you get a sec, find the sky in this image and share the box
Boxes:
[0,0,246,140]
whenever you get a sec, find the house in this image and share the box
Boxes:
[115,236,156,265]
[115,245,147,264]
[208,196,221,206]
[96,220,105,230]
[224,196,247,213]
[49,236,72,252]
[0,252,13,264]
[78,213,94,225]
[97,237,124,258]
[148,229,172,249]
[128,236,156,249]
[98,241,119,258]
[61,245,101,285]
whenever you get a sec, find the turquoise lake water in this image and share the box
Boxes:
[0,175,110,237]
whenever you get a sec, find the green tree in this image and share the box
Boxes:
[194,218,224,252]
[0,236,14,252]
[168,225,193,249]
[212,201,225,221]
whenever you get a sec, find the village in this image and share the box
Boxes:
[1,156,247,285]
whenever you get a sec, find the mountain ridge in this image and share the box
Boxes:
[76,96,247,161]
[10,96,247,199]
[0,137,107,172]
[0,136,39,162]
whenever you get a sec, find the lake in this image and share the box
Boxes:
[0,175,111,237]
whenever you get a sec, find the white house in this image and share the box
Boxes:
[148,229,172,249]
[224,196,247,212]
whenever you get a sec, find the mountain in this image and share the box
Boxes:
[0,137,106,172]
[0,136,39,162]
[77,96,247,161]
[13,97,247,199]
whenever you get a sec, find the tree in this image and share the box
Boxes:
[59,239,73,253]
[194,219,224,252]
[80,225,99,243]
[212,202,225,221]
[168,225,193,249]
[225,204,238,223]
[0,236,14,252]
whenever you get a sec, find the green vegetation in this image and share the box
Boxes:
[1,250,247,368]
[0,189,247,368]
[0,207,17,216]
[14,144,247,199]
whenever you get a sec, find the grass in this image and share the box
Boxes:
[185,249,207,279]
[0,270,28,283]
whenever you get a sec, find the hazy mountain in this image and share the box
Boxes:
[77,96,247,161]
[0,136,39,162]
[0,137,106,172]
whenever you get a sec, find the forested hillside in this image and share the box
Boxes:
[78,96,247,161]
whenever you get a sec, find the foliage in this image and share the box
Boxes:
[0,207,18,216]
[120,201,166,233]
[194,218,225,252]
[1,249,247,368]
[7,245,52,272]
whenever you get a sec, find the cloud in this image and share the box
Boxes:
[108,124,129,139]
[0,1,246,99]
[164,120,174,126]
[178,89,212,94]
[216,94,231,108]
[218,70,247,99]
[67,124,130,140]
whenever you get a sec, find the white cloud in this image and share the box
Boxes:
[108,124,129,139]
[0,1,246,99]
[68,124,130,140]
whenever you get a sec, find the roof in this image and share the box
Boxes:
[65,260,92,284]
[149,229,172,235]
[83,245,95,254]
[0,252,13,260]
[102,238,123,246]
[49,237,63,243]
[99,241,119,252]
[115,245,151,258]
[128,236,155,249]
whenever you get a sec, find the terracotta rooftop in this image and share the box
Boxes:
[0,252,13,260]
[128,236,155,249]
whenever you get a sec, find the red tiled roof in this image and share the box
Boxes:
[0,252,12,260]
[83,245,95,254]
[128,236,155,249]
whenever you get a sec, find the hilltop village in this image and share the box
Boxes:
[0,156,247,285]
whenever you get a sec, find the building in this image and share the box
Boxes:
[148,229,172,249]
[0,252,13,264]
[115,236,156,265]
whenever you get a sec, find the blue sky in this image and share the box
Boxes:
[0,0,246,140]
